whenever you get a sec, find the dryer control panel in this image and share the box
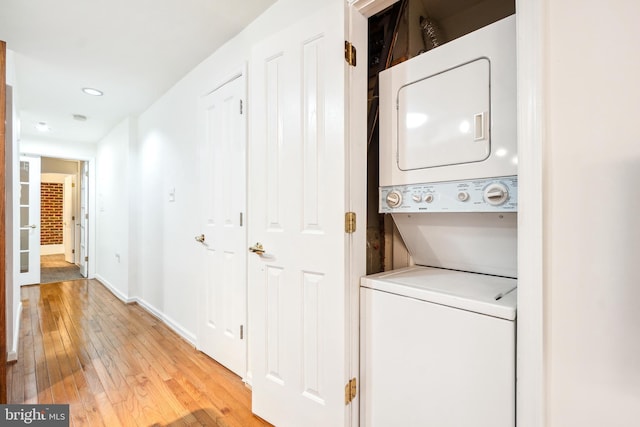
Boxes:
[379,176,517,213]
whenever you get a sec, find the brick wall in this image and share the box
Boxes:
[41,182,63,245]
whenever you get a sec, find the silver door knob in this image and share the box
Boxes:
[248,242,265,255]
[195,234,206,243]
[30,224,37,229]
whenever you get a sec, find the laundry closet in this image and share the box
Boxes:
[361,0,517,426]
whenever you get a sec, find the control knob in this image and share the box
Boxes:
[483,183,509,205]
[386,190,402,208]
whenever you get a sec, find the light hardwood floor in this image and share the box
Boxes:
[7,279,272,427]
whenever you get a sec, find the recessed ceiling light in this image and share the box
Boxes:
[82,87,103,96]
[35,121,51,132]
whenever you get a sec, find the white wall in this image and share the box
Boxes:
[545,1,640,425]
[95,118,132,300]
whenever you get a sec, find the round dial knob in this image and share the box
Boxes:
[412,194,422,203]
[424,193,434,203]
[483,183,509,205]
[386,190,402,208]
[457,191,469,202]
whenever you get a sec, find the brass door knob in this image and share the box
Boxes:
[195,234,206,243]
[248,242,265,255]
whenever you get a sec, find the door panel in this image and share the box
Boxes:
[198,72,247,378]
[249,2,349,426]
[18,156,40,286]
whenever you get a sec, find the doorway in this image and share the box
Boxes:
[39,157,87,283]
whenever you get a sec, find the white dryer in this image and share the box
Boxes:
[378,15,516,186]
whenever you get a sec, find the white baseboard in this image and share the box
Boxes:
[94,274,134,304]
[41,244,64,255]
[93,275,196,347]
[7,301,23,362]
[244,370,253,388]
[130,297,197,346]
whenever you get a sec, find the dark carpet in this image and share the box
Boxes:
[40,254,84,284]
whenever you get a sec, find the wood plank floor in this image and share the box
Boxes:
[7,279,272,427]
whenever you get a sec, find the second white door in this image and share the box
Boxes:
[197,71,247,378]
[248,1,354,425]
[18,156,41,286]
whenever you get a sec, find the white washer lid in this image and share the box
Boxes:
[361,266,517,320]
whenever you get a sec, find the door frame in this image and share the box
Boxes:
[38,172,77,258]
[1,39,8,404]
[346,4,368,427]
[349,0,546,425]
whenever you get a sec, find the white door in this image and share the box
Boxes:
[18,156,41,286]
[248,2,352,426]
[63,175,75,263]
[197,71,247,377]
[79,161,88,277]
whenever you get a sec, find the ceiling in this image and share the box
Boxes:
[0,0,276,144]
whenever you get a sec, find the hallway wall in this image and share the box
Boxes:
[95,118,132,300]
[95,0,331,343]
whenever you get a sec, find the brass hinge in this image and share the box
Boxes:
[72,249,75,254]
[72,215,75,221]
[72,183,76,187]
[345,378,357,404]
[240,99,243,114]
[345,212,356,234]
[85,256,88,262]
[344,41,356,66]
[240,325,244,340]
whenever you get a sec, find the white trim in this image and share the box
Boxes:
[95,275,198,347]
[40,244,64,255]
[41,173,69,184]
[516,0,546,425]
[131,297,197,346]
[95,274,132,304]
[347,3,369,427]
[350,0,399,18]
[7,301,23,362]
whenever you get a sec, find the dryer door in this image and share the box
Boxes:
[397,58,490,170]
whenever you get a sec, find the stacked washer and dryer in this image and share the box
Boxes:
[360,16,518,427]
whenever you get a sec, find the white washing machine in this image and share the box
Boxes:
[360,267,516,427]
[360,181,517,427]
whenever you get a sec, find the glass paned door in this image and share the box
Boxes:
[18,156,41,285]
